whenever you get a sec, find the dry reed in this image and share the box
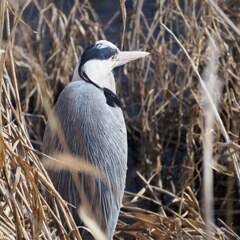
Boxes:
[0,0,239,239]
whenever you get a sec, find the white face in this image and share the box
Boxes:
[93,40,119,70]
[72,40,149,94]
[74,40,119,93]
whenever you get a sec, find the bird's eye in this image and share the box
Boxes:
[111,54,117,60]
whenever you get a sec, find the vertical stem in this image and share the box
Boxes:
[0,0,5,132]
[226,163,234,228]
[120,0,126,50]
[0,0,5,47]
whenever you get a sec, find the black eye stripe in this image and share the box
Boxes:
[76,42,120,108]
[79,45,118,71]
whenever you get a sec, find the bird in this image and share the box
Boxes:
[42,40,149,239]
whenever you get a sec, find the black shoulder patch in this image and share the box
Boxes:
[103,88,121,108]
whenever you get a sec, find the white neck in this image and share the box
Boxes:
[72,60,116,94]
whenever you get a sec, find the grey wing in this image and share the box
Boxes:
[42,81,128,238]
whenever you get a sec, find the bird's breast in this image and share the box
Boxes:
[56,80,128,174]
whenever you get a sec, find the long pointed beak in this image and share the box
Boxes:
[114,51,150,68]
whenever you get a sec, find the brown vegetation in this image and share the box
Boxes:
[0,0,239,239]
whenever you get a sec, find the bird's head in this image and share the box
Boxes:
[73,40,149,93]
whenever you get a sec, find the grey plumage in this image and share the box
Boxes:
[43,80,127,237]
[42,40,149,239]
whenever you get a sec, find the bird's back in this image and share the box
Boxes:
[42,80,127,239]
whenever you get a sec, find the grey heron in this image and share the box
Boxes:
[42,40,149,239]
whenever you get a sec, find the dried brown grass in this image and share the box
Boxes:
[0,0,239,239]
